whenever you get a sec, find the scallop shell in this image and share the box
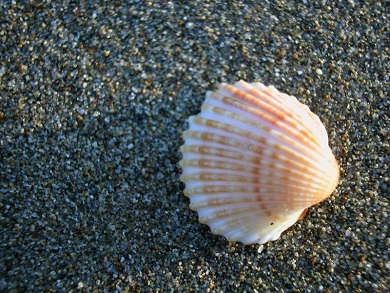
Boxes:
[179,80,340,245]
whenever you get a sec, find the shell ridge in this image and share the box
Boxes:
[207,91,324,149]
[226,82,325,142]
[180,144,332,180]
[181,168,328,190]
[182,182,329,206]
[185,118,333,172]
[217,84,313,135]
[180,158,329,186]
[196,104,329,162]
[205,208,305,244]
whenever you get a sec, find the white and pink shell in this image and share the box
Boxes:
[179,80,340,245]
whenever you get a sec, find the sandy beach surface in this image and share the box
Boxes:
[1,1,389,292]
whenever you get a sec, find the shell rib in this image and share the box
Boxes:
[179,80,340,245]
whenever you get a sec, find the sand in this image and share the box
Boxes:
[1,1,388,292]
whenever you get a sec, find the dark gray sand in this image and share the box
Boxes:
[1,1,389,292]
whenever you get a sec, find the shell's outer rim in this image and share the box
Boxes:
[179,80,340,245]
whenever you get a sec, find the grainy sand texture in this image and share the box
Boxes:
[1,1,389,292]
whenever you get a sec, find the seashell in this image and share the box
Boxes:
[179,80,340,245]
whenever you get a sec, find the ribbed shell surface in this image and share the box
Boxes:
[179,80,340,245]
